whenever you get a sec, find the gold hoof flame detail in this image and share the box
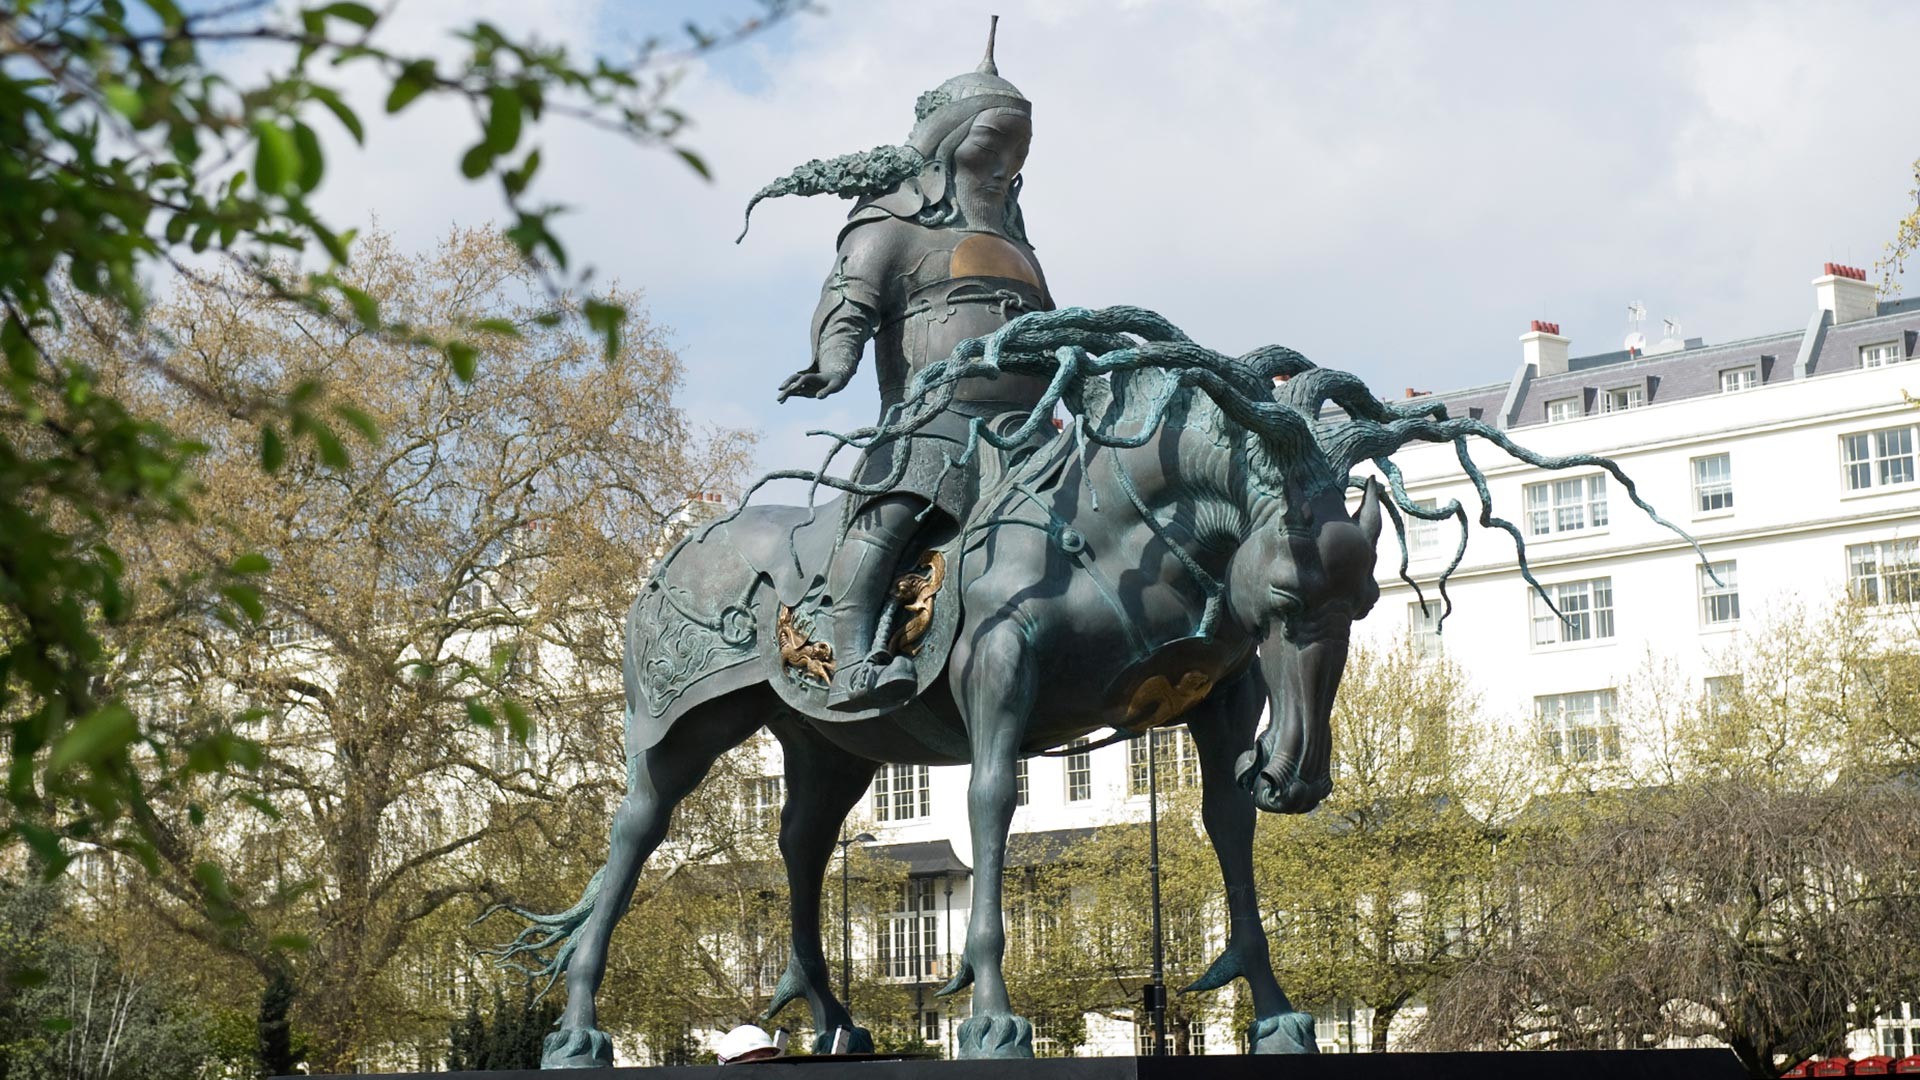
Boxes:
[777,605,835,684]
[888,550,946,657]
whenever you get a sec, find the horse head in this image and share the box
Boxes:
[1224,477,1383,814]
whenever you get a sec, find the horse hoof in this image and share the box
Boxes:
[542,1026,614,1068]
[811,1026,874,1054]
[1249,1011,1319,1054]
[957,1013,1033,1059]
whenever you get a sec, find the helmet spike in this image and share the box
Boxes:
[978,15,999,76]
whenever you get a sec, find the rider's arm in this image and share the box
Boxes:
[805,221,897,387]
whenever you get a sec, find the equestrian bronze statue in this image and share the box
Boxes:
[486,25,1712,1068]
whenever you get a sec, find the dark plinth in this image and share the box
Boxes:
[308,1049,1750,1080]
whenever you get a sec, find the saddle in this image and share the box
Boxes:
[623,415,1079,751]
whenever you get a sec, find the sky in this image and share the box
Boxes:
[297,0,1920,497]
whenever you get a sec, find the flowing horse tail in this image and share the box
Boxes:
[474,865,609,1000]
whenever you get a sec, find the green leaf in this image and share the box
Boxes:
[42,1016,74,1034]
[386,60,435,113]
[501,698,532,743]
[337,283,378,327]
[464,700,496,729]
[317,2,377,28]
[102,83,142,121]
[270,932,313,951]
[471,317,521,338]
[445,340,478,382]
[460,141,494,179]
[7,967,49,990]
[313,87,365,144]
[252,121,301,195]
[46,705,139,773]
[260,425,286,472]
[292,121,325,193]
[231,552,272,575]
[675,146,712,180]
[220,583,265,624]
[485,86,522,154]
[333,404,381,443]
[310,423,350,470]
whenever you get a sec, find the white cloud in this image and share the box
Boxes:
[295,0,1920,490]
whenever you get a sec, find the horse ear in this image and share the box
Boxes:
[1354,477,1383,546]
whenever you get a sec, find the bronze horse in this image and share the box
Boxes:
[491,307,1704,1066]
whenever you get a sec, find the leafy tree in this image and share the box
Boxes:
[1416,597,1920,1076]
[58,228,750,1070]
[1254,634,1523,1051]
[0,0,804,891]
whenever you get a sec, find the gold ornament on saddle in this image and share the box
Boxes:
[777,605,835,684]
[888,551,946,657]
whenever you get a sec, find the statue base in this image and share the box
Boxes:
[300,1048,1746,1078]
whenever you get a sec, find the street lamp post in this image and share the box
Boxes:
[1143,731,1168,1057]
[839,832,876,1016]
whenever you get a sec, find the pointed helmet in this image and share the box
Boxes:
[736,18,1032,242]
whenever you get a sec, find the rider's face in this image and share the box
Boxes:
[953,109,1031,201]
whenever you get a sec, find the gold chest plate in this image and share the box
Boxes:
[949,232,1041,288]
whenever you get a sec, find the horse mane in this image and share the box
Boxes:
[719,305,1714,629]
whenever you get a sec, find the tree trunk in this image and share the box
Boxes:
[1370,1004,1397,1052]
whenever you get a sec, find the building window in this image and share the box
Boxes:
[1546,397,1580,423]
[1692,453,1733,513]
[1014,758,1029,807]
[920,1009,943,1043]
[1523,475,1609,537]
[1842,427,1916,491]
[876,879,940,980]
[1408,498,1440,556]
[1535,690,1620,763]
[1064,740,1092,802]
[872,764,931,821]
[1862,341,1905,368]
[1848,539,1920,606]
[1531,576,1615,646]
[1703,675,1741,715]
[1699,560,1739,626]
[1127,727,1199,796]
[744,775,784,829]
[1719,366,1758,393]
[1879,1003,1920,1058]
[1602,385,1645,412]
[1409,601,1442,658]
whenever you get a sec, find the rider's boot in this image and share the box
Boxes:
[824,497,921,712]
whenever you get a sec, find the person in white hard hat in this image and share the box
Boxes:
[716,1024,782,1065]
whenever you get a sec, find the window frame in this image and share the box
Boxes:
[1848,539,1920,607]
[1523,474,1610,538]
[1861,341,1905,369]
[1409,600,1442,658]
[1601,384,1646,413]
[1841,425,1918,493]
[1698,560,1739,627]
[1063,740,1092,802]
[1545,397,1581,423]
[1691,453,1734,514]
[1718,366,1758,393]
[872,763,932,822]
[1530,576,1617,647]
[1534,689,1621,763]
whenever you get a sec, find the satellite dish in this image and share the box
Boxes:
[1624,332,1647,353]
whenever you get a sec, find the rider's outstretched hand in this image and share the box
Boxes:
[777,366,852,402]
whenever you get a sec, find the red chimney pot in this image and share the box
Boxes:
[1530,320,1561,335]
[1824,262,1867,281]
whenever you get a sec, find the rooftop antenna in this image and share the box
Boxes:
[1624,301,1647,353]
[1651,316,1685,355]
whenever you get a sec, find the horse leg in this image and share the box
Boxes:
[761,718,880,1052]
[942,621,1035,1059]
[539,691,765,1067]
[1184,668,1319,1054]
